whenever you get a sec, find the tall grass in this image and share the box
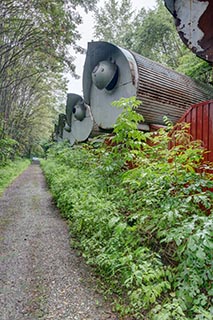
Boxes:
[0,159,30,195]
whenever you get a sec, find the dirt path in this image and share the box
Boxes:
[0,164,117,320]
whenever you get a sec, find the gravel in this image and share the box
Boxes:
[0,164,118,320]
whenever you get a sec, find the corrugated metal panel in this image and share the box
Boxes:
[178,100,213,162]
[83,41,213,129]
[132,52,213,125]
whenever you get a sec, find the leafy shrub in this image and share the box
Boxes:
[0,138,19,165]
[41,97,213,319]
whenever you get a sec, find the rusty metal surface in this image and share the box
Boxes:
[83,41,213,129]
[178,100,213,162]
[133,51,213,125]
[164,0,213,63]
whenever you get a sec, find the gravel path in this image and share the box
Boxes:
[0,164,117,320]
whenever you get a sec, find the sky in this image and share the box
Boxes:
[66,0,157,95]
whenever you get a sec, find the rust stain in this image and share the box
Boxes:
[165,0,213,63]
[133,52,213,125]
[129,61,136,86]
[198,0,213,61]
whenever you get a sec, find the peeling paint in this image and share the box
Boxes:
[164,0,213,62]
[176,0,209,51]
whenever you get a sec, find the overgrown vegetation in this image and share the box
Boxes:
[0,136,19,166]
[0,158,30,195]
[41,97,213,319]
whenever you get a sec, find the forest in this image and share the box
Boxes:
[0,1,213,319]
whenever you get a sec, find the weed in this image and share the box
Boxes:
[41,97,213,319]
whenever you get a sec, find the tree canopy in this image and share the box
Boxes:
[0,0,97,159]
[93,0,137,48]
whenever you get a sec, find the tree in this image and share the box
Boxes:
[130,0,184,68]
[93,0,138,48]
[176,49,212,84]
[93,0,183,68]
[132,0,212,82]
[0,0,97,157]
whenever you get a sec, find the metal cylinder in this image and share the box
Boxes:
[64,93,94,144]
[83,41,213,130]
[62,128,75,146]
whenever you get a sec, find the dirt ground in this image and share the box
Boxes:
[0,164,117,320]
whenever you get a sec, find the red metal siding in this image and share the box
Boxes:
[178,100,213,162]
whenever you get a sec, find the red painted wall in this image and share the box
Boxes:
[178,100,213,162]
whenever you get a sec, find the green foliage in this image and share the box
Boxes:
[0,0,98,156]
[132,0,184,69]
[112,97,145,150]
[42,98,213,319]
[0,137,19,165]
[93,0,184,69]
[0,158,30,195]
[176,50,212,84]
[93,0,137,47]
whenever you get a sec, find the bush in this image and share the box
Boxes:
[0,138,19,165]
[41,97,213,319]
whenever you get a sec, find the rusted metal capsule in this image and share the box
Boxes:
[164,0,213,63]
[83,41,213,130]
[64,93,93,145]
